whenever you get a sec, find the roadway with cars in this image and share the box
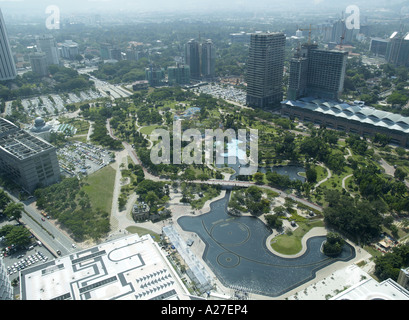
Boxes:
[1,189,79,281]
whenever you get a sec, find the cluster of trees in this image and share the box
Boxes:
[229,186,271,216]
[48,65,94,92]
[352,163,409,214]
[322,232,345,257]
[323,190,385,245]
[0,224,31,248]
[34,177,110,241]
[135,179,169,214]
[374,243,409,282]
[91,59,148,83]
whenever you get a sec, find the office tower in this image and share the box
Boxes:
[185,39,200,79]
[386,32,409,67]
[0,118,60,193]
[100,43,113,60]
[0,258,12,300]
[29,52,48,77]
[246,32,286,108]
[145,65,164,87]
[109,47,122,61]
[201,39,216,79]
[306,49,348,100]
[0,9,17,81]
[37,34,59,66]
[61,40,79,60]
[168,64,190,85]
[287,56,309,100]
[370,38,389,57]
[287,42,347,101]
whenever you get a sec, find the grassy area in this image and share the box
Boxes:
[270,220,324,255]
[140,125,161,135]
[125,226,160,242]
[82,165,116,213]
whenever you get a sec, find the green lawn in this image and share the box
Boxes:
[82,165,116,213]
[140,125,161,135]
[125,226,160,242]
[270,220,324,255]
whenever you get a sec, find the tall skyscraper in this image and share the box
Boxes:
[29,52,48,77]
[185,39,201,79]
[288,43,347,100]
[201,39,216,79]
[0,9,17,81]
[246,32,286,108]
[37,34,59,66]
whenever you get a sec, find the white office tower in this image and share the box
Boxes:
[37,34,59,66]
[0,258,13,300]
[0,9,17,81]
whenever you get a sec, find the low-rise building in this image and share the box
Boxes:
[281,97,409,147]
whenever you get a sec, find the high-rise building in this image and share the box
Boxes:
[100,43,113,60]
[168,64,190,85]
[0,118,60,193]
[145,65,165,87]
[386,31,409,67]
[288,43,347,101]
[307,49,347,100]
[370,38,389,57]
[201,39,216,79]
[246,32,286,108]
[60,40,79,60]
[0,9,17,81]
[37,34,59,66]
[185,39,201,79]
[29,52,48,77]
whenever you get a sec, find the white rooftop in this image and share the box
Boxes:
[20,234,191,300]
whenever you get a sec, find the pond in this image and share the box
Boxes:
[177,191,355,297]
[259,165,306,183]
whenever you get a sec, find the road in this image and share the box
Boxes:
[3,189,78,258]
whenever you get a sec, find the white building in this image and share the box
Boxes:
[19,234,193,300]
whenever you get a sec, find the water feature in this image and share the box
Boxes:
[259,165,306,183]
[177,192,356,297]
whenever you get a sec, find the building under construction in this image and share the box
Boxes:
[0,118,60,193]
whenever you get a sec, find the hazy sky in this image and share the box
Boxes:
[0,0,406,16]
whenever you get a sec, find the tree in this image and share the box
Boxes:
[394,167,407,181]
[4,202,24,221]
[306,167,317,183]
[265,214,283,229]
[322,232,345,256]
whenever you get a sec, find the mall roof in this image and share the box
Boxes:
[282,97,409,134]
[19,234,192,300]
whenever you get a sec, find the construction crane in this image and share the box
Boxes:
[339,25,347,50]
[297,24,317,45]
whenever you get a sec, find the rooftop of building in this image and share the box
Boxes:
[0,117,55,160]
[19,233,193,300]
[282,97,409,134]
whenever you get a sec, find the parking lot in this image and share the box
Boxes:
[194,83,246,105]
[1,217,55,283]
[19,89,104,118]
[57,141,114,177]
